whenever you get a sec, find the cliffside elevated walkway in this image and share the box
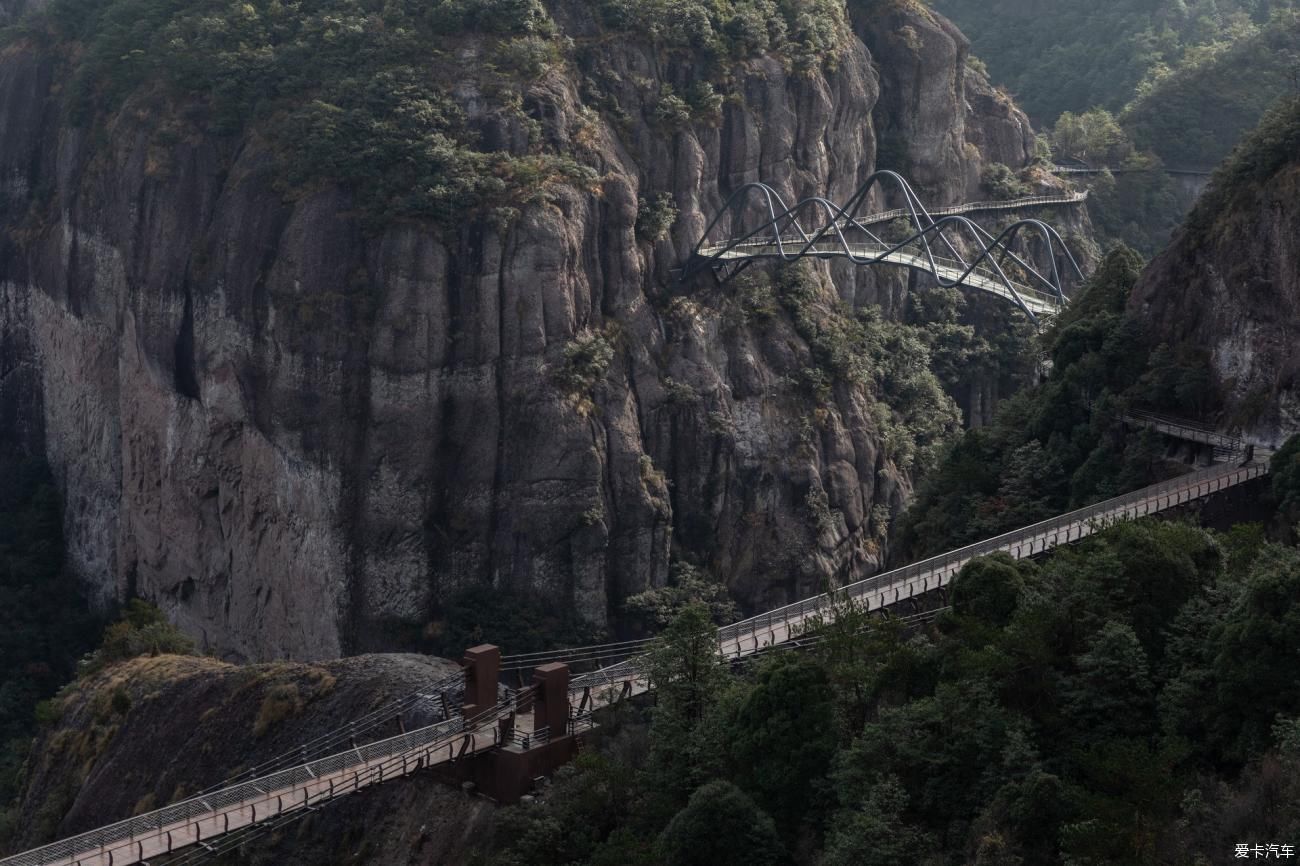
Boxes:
[0,414,1266,866]
[1123,409,1255,462]
[683,171,1087,323]
[1050,162,1212,177]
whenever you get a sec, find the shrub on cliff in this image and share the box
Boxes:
[82,600,195,676]
[16,0,595,229]
[980,162,1030,200]
[554,328,616,414]
[773,263,961,473]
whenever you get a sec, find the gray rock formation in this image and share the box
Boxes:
[0,1,1063,662]
[1130,141,1300,447]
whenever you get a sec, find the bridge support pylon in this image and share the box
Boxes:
[532,662,570,736]
[436,655,580,805]
[462,644,501,719]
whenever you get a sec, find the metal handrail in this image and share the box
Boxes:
[0,703,492,866]
[1124,410,1245,451]
[844,190,1088,228]
[702,239,1062,312]
[714,460,1266,649]
[683,171,1085,323]
[198,671,465,794]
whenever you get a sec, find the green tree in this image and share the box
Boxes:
[950,553,1036,628]
[1051,109,1135,166]
[1211,544,1300,762]
[656,780,786,866]
[727,654,836,837]
[822,776,936,866]
[624,562,738,631]
[1270,434,1300,521]
[1060,621,1155,745]
[641,605,730,821]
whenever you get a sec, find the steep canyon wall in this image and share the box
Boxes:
[0,0,1057,661]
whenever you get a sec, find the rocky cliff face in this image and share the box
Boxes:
[0,0,1056,662]
[1130,103,1300,446]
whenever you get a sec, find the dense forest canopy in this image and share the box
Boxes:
[1125,12,1300,168]
[928,0,1296,126]
[929,0,1297,257]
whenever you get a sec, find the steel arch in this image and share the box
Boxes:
[683,172,1085,322]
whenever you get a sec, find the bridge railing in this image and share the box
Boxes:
[716,460,1267,651]
[1050,164,1212,176]
[197,671,466,794]
[1124,410,1245,452]
[842,191,1088,228]
[0,709,473,866]
[701,238,1063,312]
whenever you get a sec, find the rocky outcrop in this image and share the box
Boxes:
[0,0,1062,662]
[850,1,1036,200]
[1130,130,1300,446]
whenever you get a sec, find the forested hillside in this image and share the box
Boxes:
[1124,10,1300,168]
[928,0,1294,124]
[475,510,1300,866]
[899,246,1211,556]
[928,0,1299,256]
[1131,95,1300,441]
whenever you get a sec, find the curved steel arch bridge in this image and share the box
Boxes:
[682,170,1086,323]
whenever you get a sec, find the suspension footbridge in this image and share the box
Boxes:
[0,413,1266,866]
[683,171,1087,323]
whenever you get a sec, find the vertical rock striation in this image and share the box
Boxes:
[0,1,1063,661]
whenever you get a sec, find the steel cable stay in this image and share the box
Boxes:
[499,635,656,665]
[196,671,467,795]
[157,689,536,866]
[6,697,520,866]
